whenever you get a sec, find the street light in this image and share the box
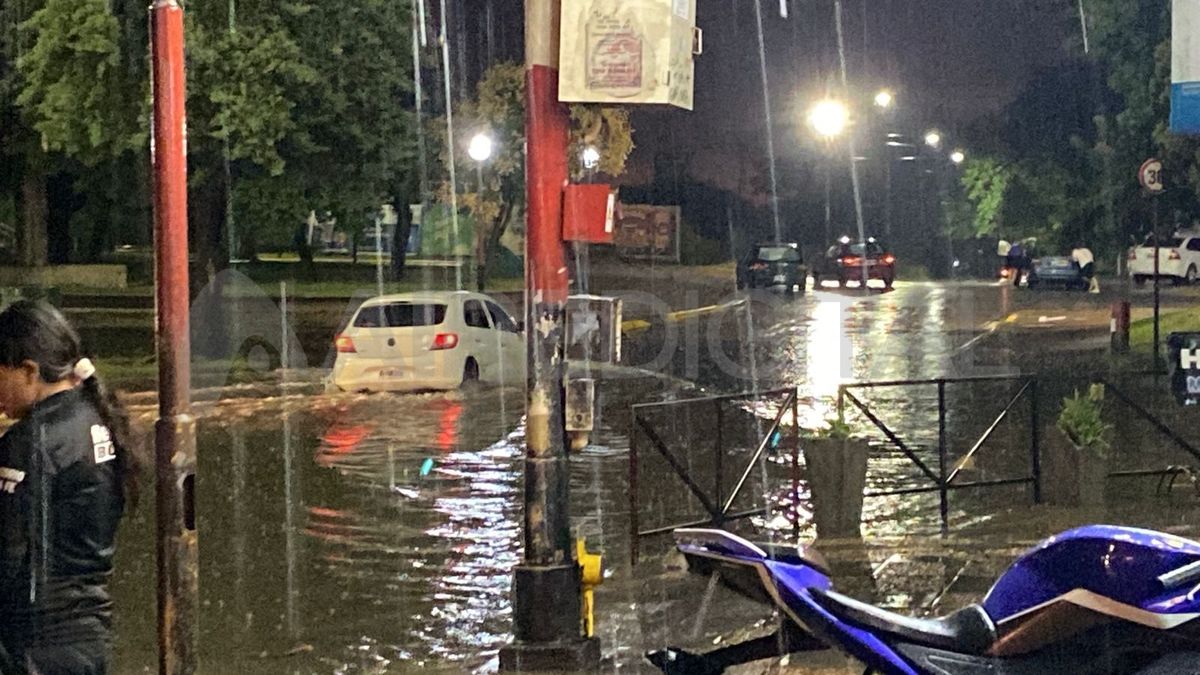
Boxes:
[924,131,942,149]
[874,90,894,109]
[467,132,494,162]
[950,149,966,165]
[581,145,601,170]
[808,99,850,139]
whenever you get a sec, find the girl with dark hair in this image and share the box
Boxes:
[0,300,140,675]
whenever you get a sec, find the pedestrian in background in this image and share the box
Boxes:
[1006,240,1027,287]
[0,301,141,675]
[1072,244,1100,293]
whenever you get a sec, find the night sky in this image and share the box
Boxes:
[625,0,1079,195]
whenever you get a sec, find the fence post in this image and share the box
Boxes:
[714,401,724,526]
[937,380,949,535]
[1030,379,1043,504]
[792,390,801,541]
[629,413,640,567]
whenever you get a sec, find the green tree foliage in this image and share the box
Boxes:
[6,0,415,267]
[16,0,144,165]
[433,62,635,291]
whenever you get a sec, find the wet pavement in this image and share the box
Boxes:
[101,280,1200,673]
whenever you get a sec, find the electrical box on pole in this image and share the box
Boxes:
[558,0,699,109]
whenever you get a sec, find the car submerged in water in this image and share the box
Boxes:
[329,291,525,392]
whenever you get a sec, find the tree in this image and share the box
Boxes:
[433,62,635,291]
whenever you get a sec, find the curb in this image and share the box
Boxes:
[620,299,746,335]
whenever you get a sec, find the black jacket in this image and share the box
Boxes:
[0,389,124,649]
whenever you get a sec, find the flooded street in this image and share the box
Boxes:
[105,282,1200,673]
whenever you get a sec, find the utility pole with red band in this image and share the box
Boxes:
[498,0,600,669]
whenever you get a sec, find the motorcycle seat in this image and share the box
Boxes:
[811,588,996,655]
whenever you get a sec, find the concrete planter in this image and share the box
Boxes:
[805,438,870,539]
[1046,429,1108,507]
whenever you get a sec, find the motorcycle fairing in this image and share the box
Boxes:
[983,526,1200,630]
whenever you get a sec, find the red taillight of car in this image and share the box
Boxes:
[335,335,357,353]
[882,254,896,264]
[840,256,862,266]
[1169,249,1182,260]
[749,262,769,271]
[430,332,459,350]
[1128,250,1137,261]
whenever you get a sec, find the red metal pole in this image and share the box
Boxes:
[151,1,198,672]
[499,0,597,669]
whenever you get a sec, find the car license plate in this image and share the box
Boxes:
[774,274,787,283]
[380,367,405,378]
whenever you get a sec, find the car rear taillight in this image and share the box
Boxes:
[749,262,769,271]
[335,335,357,353]
[1128,250,1137,261]
[1169,249,1182,260]
[840,256,862,266]
[431,333,459,350]
[882,254,896,264]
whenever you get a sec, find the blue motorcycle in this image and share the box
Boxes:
[647,526,1200,674]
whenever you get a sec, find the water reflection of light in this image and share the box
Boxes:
[803,300,847,426]
[433,399,463,449]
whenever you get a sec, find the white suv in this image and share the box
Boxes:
[330,291,525,392]
[1129,234,1200,285]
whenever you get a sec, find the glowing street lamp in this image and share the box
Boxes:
[467,133,494,162]
[950,149,966,165]
[924,131,942,149]
[809,99,850,139]
[581,145,601,170]
[874,90,894,109]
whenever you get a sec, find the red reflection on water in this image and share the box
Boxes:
[316,422,373,466]
[430,399,463,449]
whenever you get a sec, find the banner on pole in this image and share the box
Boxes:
[1172,0,1200,134]
[559,0,697,109]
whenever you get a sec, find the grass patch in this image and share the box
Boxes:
[1130,309,1200,348]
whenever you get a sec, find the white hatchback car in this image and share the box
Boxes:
[1129,234,1200,285]
[330,291,525,392]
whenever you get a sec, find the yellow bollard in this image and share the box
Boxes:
[577,539,603,637]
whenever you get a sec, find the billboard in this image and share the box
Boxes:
[1173,0,1200,134]
[614,204,680,261]
[559,0,697,110]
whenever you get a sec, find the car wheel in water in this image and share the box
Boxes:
[1134,275,1148,287]
[1027,276,1039,289]
[1188,266,1198,285]
[462,358,480,386]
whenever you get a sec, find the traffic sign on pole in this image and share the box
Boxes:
[1139,158,1165,193]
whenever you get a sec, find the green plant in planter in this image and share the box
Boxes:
[1057,387,1112,458]
[810,414,852,440]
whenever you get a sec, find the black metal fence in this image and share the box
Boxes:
[838,375,1042,534]
[628,387,799,565]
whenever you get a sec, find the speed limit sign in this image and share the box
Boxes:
[1139,158,1165,193]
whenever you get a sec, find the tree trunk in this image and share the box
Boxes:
[189,173,227,297]
[475,200,513,292]
[18,152,49,268]
[390,200,413,281]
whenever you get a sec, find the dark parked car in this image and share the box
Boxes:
[1026,256,1088,290]
[812,238,896,289]
[737,243,807,294]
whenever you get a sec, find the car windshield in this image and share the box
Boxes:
[846,243,884,256]
[755,246,801,262]
[353,303,447,328]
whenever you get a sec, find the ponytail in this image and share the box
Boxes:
[80,373,141,511]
